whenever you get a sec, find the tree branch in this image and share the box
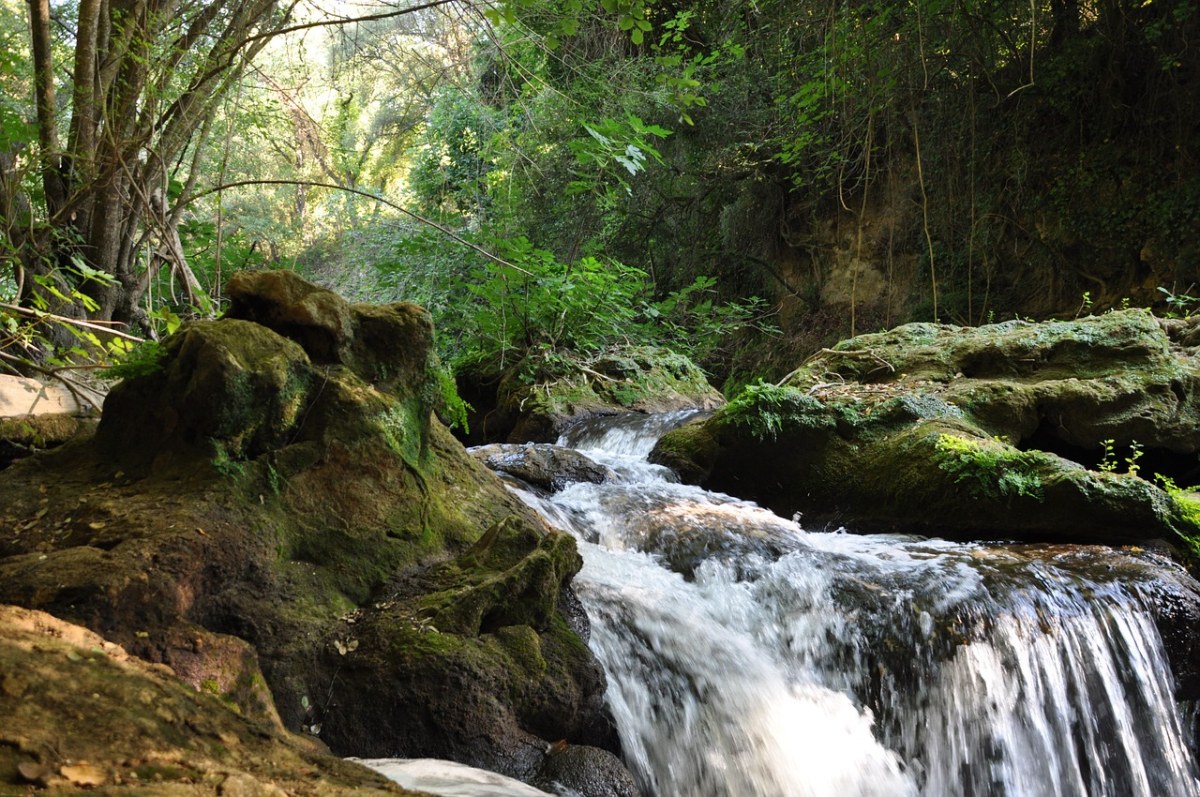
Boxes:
[241,0,463,46]
[186,179,535,277]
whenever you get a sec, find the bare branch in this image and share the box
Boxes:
[242,0,464,46]
[0,303,145,342]
[187,179,535,277]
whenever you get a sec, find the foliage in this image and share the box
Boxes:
[1157,286,1200,318]
[102,341,169,382]
[721,382,827,441]
[1097,438,1145,476]
[432,365,471,433]
[358,229,773,383]
[1154,474,1200,557]
[935,434,1045,501]
[567,115,670,195]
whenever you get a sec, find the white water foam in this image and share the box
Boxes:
[510,411,1200,797]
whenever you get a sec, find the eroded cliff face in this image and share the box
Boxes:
[0,271,625,792]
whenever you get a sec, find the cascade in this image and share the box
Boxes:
[503,411,1200,797]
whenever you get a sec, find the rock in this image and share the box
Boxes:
[470,443,616,492]
[466,346,723,444]
[318,518,610,780]
[226,270,354,364]
[95,319,316,472]
[0,413,93,470]
[652,310,1200,549]
[0,271,627,789]
[0,373,103,470]
[533,745,643,797]
[0,373,93,416]
[0,605,417,795]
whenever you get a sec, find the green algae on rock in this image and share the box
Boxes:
[0,271,621,790]
[652,310,1200,549]
[0,605,421,795]
[476,345,723,443]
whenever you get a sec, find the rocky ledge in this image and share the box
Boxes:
[459,346,724,444]
[652,310,1200,553]
[0,271,636,795]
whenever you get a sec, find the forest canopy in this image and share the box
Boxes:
[1,0,1196,386]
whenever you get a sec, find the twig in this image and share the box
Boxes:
[186,179,534,277]
[0,303,145,342]
[804,347,896,374]
[579,365,616,382]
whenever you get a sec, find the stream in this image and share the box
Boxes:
[504,411,1200,797]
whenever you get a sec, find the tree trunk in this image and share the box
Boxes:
[27,0,66,217]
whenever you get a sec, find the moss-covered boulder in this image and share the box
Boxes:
[319,517,611,778]
[0,271,622,791]
[468,346,723,443]
[652,310,1200,550]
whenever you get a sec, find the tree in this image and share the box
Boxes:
[4,0,464,340]
[11,0,298,330]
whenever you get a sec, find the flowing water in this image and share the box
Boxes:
[504,411,1200,797]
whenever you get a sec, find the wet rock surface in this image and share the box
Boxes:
[470,443,617,493]
[533,745,643,797]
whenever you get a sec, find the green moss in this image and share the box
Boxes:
[721,381,832,440]
[103,340,168,381]
[648,421,719,482]
[495,625,547,676]
[378,400,427,470]
[934,434,1046,500]
[210,440,246,479]
[430,364,471,432]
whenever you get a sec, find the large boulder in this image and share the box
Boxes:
[0,271,625,791]
[319,517,613,778]
[465,346,723,444]
[652,310,1200,549]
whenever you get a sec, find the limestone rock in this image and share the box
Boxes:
[0,605,417,795]
[652,310,1200,548]
[318,518,609,780]
[467,346,723,443]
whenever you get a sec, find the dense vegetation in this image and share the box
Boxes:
[1,0,1197,392]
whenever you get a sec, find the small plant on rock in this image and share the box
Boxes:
[935,434,1045,501]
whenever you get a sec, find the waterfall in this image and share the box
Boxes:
[504,412,1200,797]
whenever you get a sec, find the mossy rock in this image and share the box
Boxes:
[95,318,315,474]
[654,311,1200,550]
[495,346,723,443]
[315,518,608,781]
[0,271,620,789]
[0,413,90,469]
[0,606,418,795]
